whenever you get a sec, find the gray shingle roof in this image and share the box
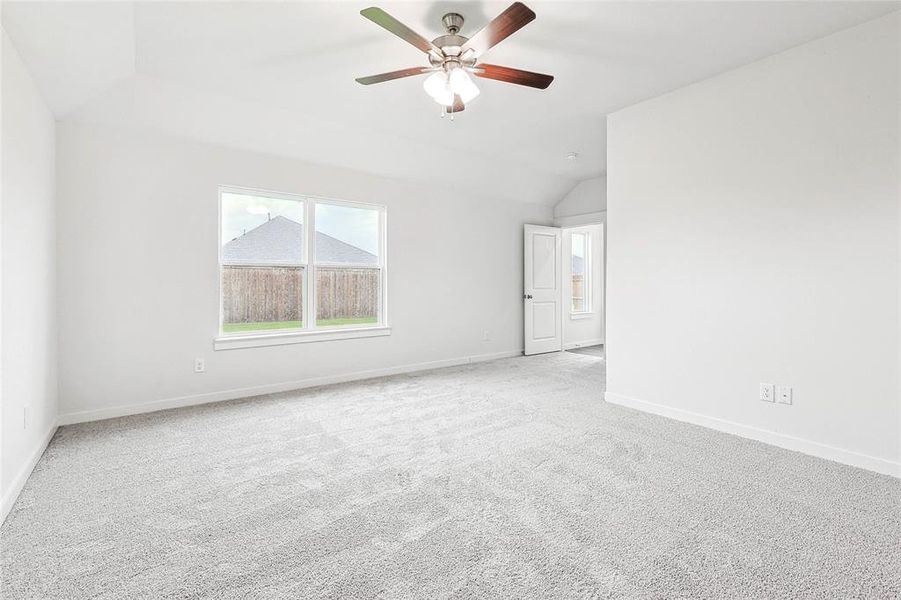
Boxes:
[222,216,377,265]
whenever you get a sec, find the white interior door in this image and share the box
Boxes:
[524,224,562,355]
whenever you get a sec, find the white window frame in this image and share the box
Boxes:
[570,229,591,317]
[215,185,389,350]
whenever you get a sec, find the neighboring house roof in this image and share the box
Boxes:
[222,216,377,265]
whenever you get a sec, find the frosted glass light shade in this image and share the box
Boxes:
[423,72,454,106]
[448,68,480,104]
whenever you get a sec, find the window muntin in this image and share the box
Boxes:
[219,188,385,336]
[571,231,590,314]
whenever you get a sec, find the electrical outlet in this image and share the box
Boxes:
[760,383,775,403]
[194,358,205,373]
[777,385,793,405]
[482,330,490,342]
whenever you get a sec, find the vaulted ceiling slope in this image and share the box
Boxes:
[3,1,897,205]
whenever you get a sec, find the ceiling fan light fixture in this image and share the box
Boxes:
[423,71,454,105]
[357,3,553,114]
[448,68,480,104]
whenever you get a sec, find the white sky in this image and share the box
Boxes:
[222,192,379,255]
[572,232,587,259]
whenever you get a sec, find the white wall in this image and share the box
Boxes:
[606,13,900,475]
[562,224,604,348]
[1,29,58,517]
[554,176,606,224]
[56,121,553,421]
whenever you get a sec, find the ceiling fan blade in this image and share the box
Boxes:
[473,64,553,89]
[361,7,441,56]
[461,2,536,57]
[356,67,433,85]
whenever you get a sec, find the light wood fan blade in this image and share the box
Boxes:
[461,2,536,57]
[473,64,553,89]
[361,7,441,55]
[356,67,432,85]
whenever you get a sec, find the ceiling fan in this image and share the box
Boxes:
[355,2,553,114]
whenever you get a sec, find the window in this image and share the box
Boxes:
[218,187,387,348]
[220,191,306,333]
[314,203,381,328]
[571,231,590,314]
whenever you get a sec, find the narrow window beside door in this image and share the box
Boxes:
[571,232,590,314]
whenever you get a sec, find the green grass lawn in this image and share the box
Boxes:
[222,317,377,333]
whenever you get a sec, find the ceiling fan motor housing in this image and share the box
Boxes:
[441,12,464,34]
[430,12,473,66]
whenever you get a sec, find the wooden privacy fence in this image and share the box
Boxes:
[571,274,585,312]
[221,265,379,324]
[315,267,379,320]
[222,266,303,324]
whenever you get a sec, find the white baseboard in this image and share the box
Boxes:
[1,420,58,525]
[564,338,604,351]
[605,392,900,478]
[58,350,524,426]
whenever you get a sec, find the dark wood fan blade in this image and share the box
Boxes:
[356,67,432,85]
[461,2,536,57]
[361,7,440,55]
[447,94,465,113]
[473,63,553,89]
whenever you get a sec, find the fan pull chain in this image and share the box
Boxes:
[439,104,455,122]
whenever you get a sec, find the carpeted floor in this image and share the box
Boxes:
[2,353,899,599]
[566,344,604,358]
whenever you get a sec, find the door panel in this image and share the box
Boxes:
[524,225,562,355]
[532,234,557,289]
[532,302,557,339]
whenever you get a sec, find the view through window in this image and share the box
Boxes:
[220,189,384,335]
[314,203,380,328]
[571,232,590,313]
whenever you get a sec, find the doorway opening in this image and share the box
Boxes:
[563,223,605,359]
[522,221,605,358]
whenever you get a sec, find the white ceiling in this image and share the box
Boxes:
[3,1,898,205]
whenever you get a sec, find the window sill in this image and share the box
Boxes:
[214,325,391,351]
[570,312,594,320]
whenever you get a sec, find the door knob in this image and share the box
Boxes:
[523,294,533,299]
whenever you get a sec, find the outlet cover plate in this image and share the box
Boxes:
[760,383,775,403]
[777,385,792,405]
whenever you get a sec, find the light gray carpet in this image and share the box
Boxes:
[567,344,605,358]
[2,353,899,599]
